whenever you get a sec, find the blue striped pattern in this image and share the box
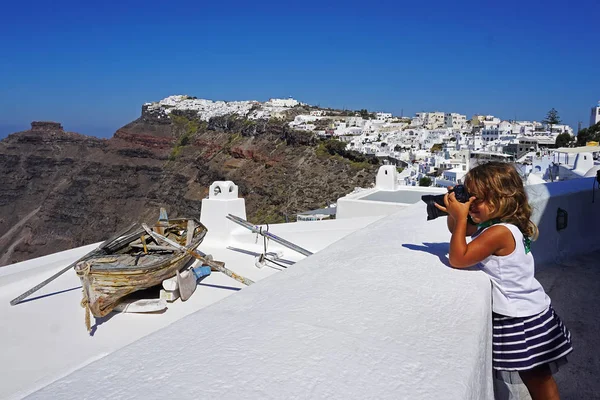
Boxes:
[493,306,573,371]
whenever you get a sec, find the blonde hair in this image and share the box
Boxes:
[464,162,538,239]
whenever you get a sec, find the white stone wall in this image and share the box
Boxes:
[528,177,600,266]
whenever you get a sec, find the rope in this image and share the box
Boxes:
[75,262,92,332]
[265,257,288,269]
[258,224,288,269]
[255,224,271,255]
[263,223,270,255]
[81,296,91,333]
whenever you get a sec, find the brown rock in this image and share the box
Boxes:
[0,116,378,266]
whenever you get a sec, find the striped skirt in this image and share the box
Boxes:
[493,305,573,372]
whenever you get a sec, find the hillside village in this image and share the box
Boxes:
[145,95,594,189]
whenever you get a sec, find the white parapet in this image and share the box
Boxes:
[375,165,398,191]
[200,181,247,246]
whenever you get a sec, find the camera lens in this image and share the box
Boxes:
[452,185,470,203]
[421,185,470,221]
[421,194,448,221]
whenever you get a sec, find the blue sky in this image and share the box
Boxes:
[1,0,599,138]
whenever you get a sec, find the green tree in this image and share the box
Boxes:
[576,122,600,146]
[555,133,571,148]
[323,139,347,155]
[543,108,561,133]
[419,176,432,186]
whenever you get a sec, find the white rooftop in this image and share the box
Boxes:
[555,146,600,153]
[24,205,496,399]
[0,214,381,400]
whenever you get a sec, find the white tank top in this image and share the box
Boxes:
[473,222,550,317]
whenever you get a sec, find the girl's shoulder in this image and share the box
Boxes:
[494,222,523,239]
[477,223,515,239]
[475,222,521,236]
[473,222,518,238]
[473,223,518,257]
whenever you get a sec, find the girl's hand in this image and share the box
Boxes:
[445,192,476,221]
[434,186,453,214]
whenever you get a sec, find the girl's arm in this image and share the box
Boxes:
[449,224,514,268]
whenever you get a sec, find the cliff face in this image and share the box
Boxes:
[0,110,378,266]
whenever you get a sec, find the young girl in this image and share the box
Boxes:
[436,162,573,400]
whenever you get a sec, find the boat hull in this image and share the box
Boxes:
[76,219,205,318]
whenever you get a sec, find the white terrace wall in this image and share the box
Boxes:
[527,177,600,267]
[30,203,495,399]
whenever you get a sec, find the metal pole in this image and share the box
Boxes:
[226,214,313,257]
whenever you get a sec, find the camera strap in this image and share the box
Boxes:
[476,219,502,230]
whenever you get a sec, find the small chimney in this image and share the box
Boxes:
[31,121,64,132]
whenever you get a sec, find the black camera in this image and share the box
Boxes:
[421,185,471,221]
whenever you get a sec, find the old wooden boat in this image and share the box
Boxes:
[75,217,207,326]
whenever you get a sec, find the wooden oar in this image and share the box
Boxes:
[9,222,137,306]
[141,224,254,286]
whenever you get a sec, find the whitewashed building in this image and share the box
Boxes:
[376,112,393,121]
[482,120,513,142]
[545,124,574,135]
[550,146,600,181]
[266,98,299,107]
[590,101,600,127]
[513,121,538,135]
[415,112,446,129]
[346,116,365,127]
[435,166,468,187]
[444,113,467,130]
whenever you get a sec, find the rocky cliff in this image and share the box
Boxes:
[0,103,379,266]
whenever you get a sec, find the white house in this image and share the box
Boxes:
[444,113,467,130]
[590,101,600,127]
[513,121,538,135]
[266,98,299,107]
[482,120,512,142]
[410,116,424,128]
[550,146,600,181]
[545,124,574,135]
[345,116,365,127]
[435,166,467,187]
[376,112,393,121]
[415,112,446,129]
